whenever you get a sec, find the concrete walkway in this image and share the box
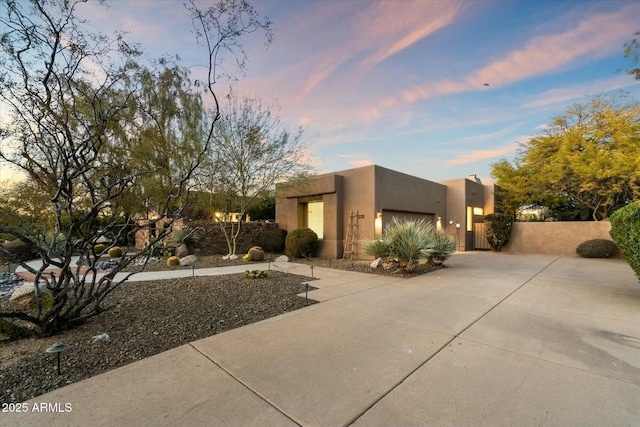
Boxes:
[3,253,640,426]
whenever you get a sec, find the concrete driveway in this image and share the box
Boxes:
[3,252,640,427]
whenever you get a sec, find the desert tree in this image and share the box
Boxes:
[491,94,640,221]
[197,94,312,257]
[0,0,271,335]
[624,30,640,80]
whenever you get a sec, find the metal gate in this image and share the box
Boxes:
[473,223,490,250]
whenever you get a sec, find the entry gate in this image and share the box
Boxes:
[473,223,491,250]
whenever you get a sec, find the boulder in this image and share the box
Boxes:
[274,255,290,263]
[9,282,53,312]
[179,255,198,266]
[382,259,402,274]
[370,257,382,268]
[175,243,189,258]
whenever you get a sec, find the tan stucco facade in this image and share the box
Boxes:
[276,165,498,259]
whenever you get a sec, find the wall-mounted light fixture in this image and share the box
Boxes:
[374,212,383,239]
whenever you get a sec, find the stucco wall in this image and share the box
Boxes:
[503,221,617,257]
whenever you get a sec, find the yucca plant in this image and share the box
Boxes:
[429,230,457,264]
[363,239,391,259]
[169,226,199,247]
[384,218,435,273]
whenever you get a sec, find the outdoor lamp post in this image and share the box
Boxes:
[46,343,71,375]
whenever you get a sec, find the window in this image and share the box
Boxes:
[306,201,324,239]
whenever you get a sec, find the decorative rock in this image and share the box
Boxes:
[179,255,198,266]
[274,255,290,263]
[92,333,111,343]
[9,282,53,311]
[0,272,24,298]
[370,257,382,268]
[382,259,402,274]
[175,243,189,258]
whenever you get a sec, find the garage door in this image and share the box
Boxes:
[382,210,435,233]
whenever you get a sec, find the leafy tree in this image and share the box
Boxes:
[624,30,640,80]
[0,0,270,335]
[246,191,276,221]
[491,95,640,221]
[198,94,312,256]
[118,58,207,219]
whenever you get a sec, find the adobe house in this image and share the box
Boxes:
[276,165,499,259]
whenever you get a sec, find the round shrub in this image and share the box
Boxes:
[610,201,640,280]
[484,213,513,251]
[285,228,318,258]
[107,246,123,258]
[576,239,618,258]
[258,228,287,253]
[167,256,180,267]
[93,244,106,255]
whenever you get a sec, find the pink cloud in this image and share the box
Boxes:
[338,153,373,168]
[397,3,640,105]
[465,5,639,87]
[358,1,462,68]
[445,144,518,166]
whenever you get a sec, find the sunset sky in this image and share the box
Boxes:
[3,0,640,184]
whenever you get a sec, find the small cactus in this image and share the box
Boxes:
[247,246,265,261]
[167,256,180,267]
[93,244,106,255]
[108,246,123,258]
[244,269,267,279]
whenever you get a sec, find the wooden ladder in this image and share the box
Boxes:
[343,210,358,259]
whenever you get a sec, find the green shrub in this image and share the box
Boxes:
[610,201,640,280]
[384,218,435,272]
[41,232,66,256]
[0,318,32,341]
[285,228,318,258]
[258,228,287,253]
[167,256,180,267]
[576,239,618,258]
[484,213,513,251]
[363,239,391,258]
[93,244,106,255]
[108,246,123,258]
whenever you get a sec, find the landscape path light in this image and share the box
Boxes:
[46,342,70,375]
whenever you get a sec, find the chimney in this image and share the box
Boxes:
[468,174,481,184]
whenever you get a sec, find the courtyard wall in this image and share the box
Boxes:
[502,221,620,257]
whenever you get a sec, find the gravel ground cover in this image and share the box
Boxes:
[0,254,442,404]
[0,270,314,404]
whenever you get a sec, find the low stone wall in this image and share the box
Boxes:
[135,219,279,255]
[502,221,620,257]
[187,220,278,255]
